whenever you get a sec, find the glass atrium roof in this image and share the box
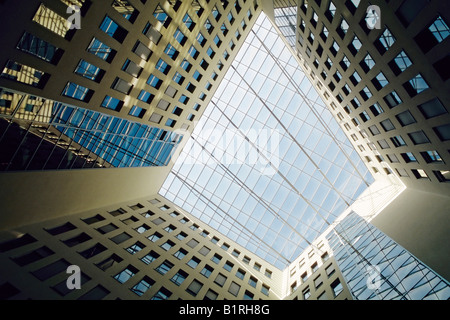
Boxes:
[160,13,374,270]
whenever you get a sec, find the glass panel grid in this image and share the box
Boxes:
[159,13,373,269]
[327,212,450,300]
[0,89,183,170]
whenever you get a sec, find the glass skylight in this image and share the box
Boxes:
[160,13,373,269]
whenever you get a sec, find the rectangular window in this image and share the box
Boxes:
[360,53,375,73]
[153,4,170,27]
[244,290,254,300]
[135,224,150,234]
[321,25,329,41]
[147,74,162,89]
[325,1,337,21]
[111,77,132,95]
[248,276,258,288]
[330,41,340,56]
[45,222,76,235]
[434,170,450,182]
[186,279,203,296]
[350,71,362,86]
[122,59,142,78]
[412,169,429,180]
[173,28,187,45]
[155,58,171,75]
[228,281,241,297]
[82,214,105,225]
[372,72,389,90]
[201,264,214,278]
[174,248,188,260]
[261,285,270,296]
[1,60,48,88]
[12,246,54,266]
[133,41,152,61]
[375,28,396,54]
[180,59,192,72]
[151,287,172,300]
[360,110,371,122]
[338,18,349,38]
[176,231,187,241]
[188,45,199,60]
[404,74,429,96]
[360,86,373,101]
[114,265,138,283]
[62,232,91,247]
[112,0,139,23]
[172,270,189,286]
[384,91,402,108]
[187,256,201,269]
[96,223,118,235]
[110,232,131,244]
[434,124,450,141]
[378,139,390,149]
[186,239,199,248]
[211,254,223,265]
[221,23,229,35]
[236,268,246,280]
[396,110,417,126]
[164,44,179,60]
[421,150,443,163]
[390,50,412,75]
[391,135,407,147]
[380,119,395,132]
[32,4,69,37]
[214,273,227,287]
[314,275,323,289]
[408,130,430,145]
[418,98,448,119]
[331,279,343,297]
[141,250,160,265]
[32,259,70,281]
[348,35,362,55]
[401,152,417,163]
[131,276,154,296]
[96,254,123,271]
[155,260,174,275]
[207,46,215,58]
[126,241,145,254]
[183,13,195,31]
[137,90,154,104]
[429,16,450,43]
[109,208,126,217]
[17,32,60,63]
[223,261,234,272]
[75,59,103,81]
[99,16,128,43]
[101,95,123,112]
[160,240,175,251]
[87,38,116,62]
